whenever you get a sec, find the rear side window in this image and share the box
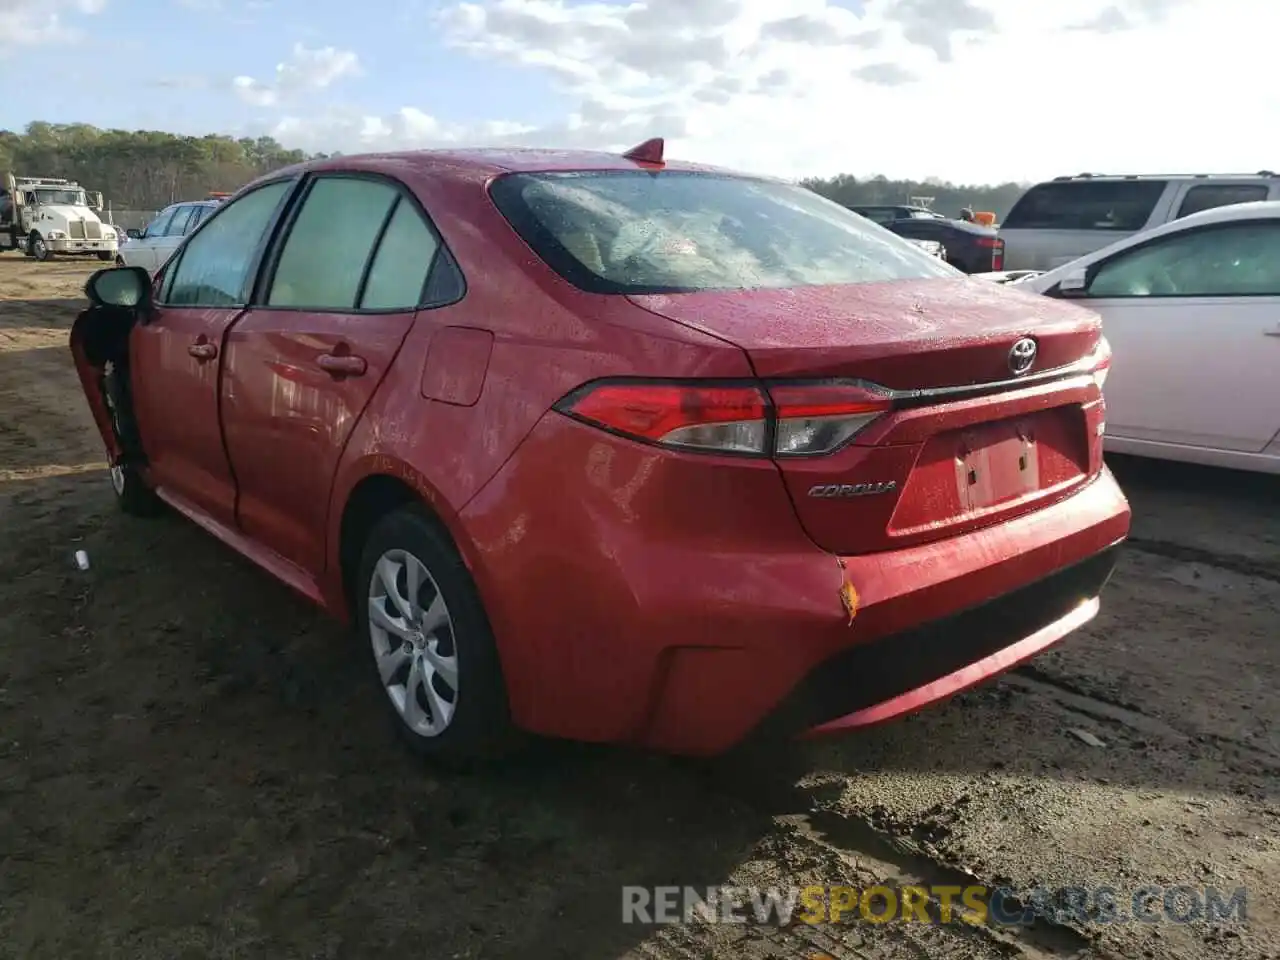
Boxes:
[490,171,956,295]
[267,177,399,310]
[186,205,210,233]
[163,180,292,307]
[1003,180,1167,231]
[359,201,441,310]
[1176,184,1269,219]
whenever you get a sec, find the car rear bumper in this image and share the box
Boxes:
[459,414,1131,757]
[637,472,1128,755]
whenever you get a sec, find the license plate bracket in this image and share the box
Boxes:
[954,419,1040,511]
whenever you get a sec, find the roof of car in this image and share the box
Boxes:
[1162,199,1280,228]
[274,146,761,183]
[1046,171,1280,182]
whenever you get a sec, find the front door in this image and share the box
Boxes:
[129,180,297,525]
[221,174,443,574]
[1078,218,1280,452]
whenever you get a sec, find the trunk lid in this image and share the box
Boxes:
[629,278,1106,555]
[628,277,1098,388]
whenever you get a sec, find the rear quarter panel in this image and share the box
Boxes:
[322,161,753,611]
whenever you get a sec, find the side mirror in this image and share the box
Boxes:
[85,266,151,309]
[1056,268,1089,298]
[125,228,141,240]
[91,192,104,210]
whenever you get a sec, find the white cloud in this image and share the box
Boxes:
[254,0,1280,184]
[0,0,108,48]
[232,42,360,106]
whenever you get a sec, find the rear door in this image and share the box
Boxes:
[1060,218,1280,452]
[220,173,449,574]
[999,179,1170,271]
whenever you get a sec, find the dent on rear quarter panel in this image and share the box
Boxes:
[322,164,755,610]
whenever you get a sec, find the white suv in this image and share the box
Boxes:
[999,172,1280,271]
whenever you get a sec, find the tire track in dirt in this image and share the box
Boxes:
[1125,537,1280,585]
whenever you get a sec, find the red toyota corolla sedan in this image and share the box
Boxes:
[69,140,1130,762]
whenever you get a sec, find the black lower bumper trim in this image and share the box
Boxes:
[767,544,1122,737]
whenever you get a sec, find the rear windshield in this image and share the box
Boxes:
[488,171,957,294]
[1002,180,1167,232]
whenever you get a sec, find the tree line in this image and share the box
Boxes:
[0,122,320,211]
[0,121,1029,217]
[800,173,1028,220]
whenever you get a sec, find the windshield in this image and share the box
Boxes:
[489,171,957,294]
[33,188,89,206]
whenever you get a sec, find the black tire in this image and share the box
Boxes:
[356,504,515,766]
[109,460,163,516]
[97,251,114,261]
[28,232,51,261]
[102,376,161,517]
[115,255,125,267]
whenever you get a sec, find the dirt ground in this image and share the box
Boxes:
[0,251,1276,960]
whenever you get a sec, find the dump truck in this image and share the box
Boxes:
[0,173,119,261]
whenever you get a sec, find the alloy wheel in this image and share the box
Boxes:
[367,549,459,737]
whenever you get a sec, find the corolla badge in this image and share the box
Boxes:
[808,481,897,498]
[1008,337,1037,375]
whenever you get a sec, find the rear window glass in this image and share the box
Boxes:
[489,171,956,295]
[1176,184,1269,219]
[1003,180,1167,231]
[853,207,898,224]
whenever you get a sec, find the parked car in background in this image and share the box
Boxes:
[118,198,223,273]
[999,172,1280,272]
[850,205,1004,274]
[68,141,1128,764]
[983,201,1280,474]
[851,205,940,226]
[904,237,947,260]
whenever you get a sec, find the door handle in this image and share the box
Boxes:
[317,352,367,376]
[188,340,217,360]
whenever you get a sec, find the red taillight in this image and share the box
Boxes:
[1091,335,1111,390]
[767,382,892,456]
[555,379,892,457]
[561,382,769,453]
[976,235,1005,271]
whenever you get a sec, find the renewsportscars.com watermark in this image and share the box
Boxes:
[621,884,1248,927]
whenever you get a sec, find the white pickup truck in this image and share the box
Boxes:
[0,173,119,261]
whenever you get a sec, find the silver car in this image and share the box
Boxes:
[119,199,221,274]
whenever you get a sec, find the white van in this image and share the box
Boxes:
[998,172,1280,271]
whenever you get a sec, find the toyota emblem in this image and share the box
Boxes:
[1008,337,1037,375]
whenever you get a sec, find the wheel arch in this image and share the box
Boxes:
[327,456,484,622]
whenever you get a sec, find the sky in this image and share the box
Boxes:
[1,0,1276,183]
